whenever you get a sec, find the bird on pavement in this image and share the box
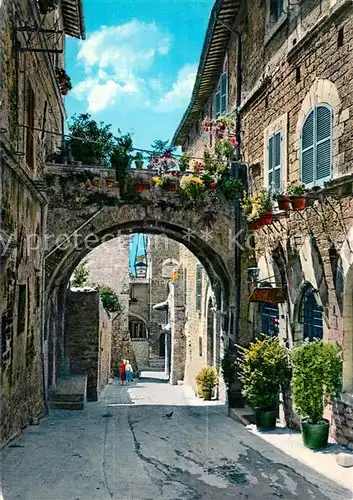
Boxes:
[164,411,174,418]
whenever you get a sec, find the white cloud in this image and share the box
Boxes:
[74,19,171,112]
[157,64,197,112]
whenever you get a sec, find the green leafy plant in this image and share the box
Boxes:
[196,366,218,391]
[215,138,235,160]
[71,261,90,288]
[286,181,306,196]
[218,177,243,199]
[241,190,272,222]
[179,152,191,172]
[180,174,205,199]
[92,284,121,316]
[291,339,342,424]
[221,345,237,389]
[237,336,291,411]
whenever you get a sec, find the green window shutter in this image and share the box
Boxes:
[196,265,202,312]
[221,72,228,113]
[268,131,282,191]
[316,106,332,181]
[301,110,314,186]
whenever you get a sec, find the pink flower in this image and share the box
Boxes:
[230,137,238,147]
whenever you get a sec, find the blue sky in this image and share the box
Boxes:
[65,0,214,150]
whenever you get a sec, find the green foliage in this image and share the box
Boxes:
[221,345,237,389]
[218,177,243,200]
[286,181,306,195]
[291,340,342,424]
[179,152,191,172]
[237,336,291,411]
[149,139,175,158]
[196,366,218,391]
[215,138,235,160]
[92,284,121,316]
[71,261,90,288]
[68,113,115,165]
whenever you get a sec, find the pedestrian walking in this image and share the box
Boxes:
[120,359,126,385]
[126,360,133,383]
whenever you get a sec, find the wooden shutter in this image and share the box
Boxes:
[221,71,227,114]
[316,105,332,182]
[268,131,281,191]
[301,110,314,186]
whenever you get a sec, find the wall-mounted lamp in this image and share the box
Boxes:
[247,267,260,282]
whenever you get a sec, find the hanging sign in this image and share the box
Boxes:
[249,287,285,303]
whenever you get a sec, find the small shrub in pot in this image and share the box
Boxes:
[196,366,218,400]
[291,339,342,449]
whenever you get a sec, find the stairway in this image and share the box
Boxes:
[148,356,166,372]
[49,375,87,410]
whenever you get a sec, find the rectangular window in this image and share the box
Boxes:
[213,57,228,118]
[26,83,35,170]
[17,284,27,335]
[268,131,282,192]
[196,265,202,312]
[270,0,284,23]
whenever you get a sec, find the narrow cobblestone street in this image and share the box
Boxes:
[1,373,351,500]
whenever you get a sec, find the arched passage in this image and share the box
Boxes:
[343,265,353,392]
[43,218,232,397]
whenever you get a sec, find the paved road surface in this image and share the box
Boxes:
[1,373,351,500]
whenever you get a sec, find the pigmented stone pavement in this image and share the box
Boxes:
[1,373,352,500]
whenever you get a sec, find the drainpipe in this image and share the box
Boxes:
[215,15,243,343]
[41,207,103,408]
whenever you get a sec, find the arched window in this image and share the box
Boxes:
[301,105,332,188]
[129,319,147,339]
[299,286,323,340]
[260,302,279,337]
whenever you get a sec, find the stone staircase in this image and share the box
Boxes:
[148,356,166,372]
[49,375,87,410]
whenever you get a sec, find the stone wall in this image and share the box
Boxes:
[65,290,112,400]
[0,0,65,447]
[333,394,353,449]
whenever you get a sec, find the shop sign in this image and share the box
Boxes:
[249,287,285,303]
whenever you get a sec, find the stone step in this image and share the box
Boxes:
[50,374,87,411]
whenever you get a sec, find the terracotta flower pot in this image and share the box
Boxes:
[167,181,178,191]
[277,195,291,211]
[106,179,114,188]
[262,211,273,225]
[135,160,144,169]
[290,195,306,210]
[135,184,144,193]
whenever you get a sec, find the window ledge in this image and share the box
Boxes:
[264,13,288,46]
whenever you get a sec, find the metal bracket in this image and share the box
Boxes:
[15,26,63,54]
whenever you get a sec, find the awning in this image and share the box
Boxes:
[62,0,85,39]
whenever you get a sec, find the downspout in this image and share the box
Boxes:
[41,207,103,408]
[215,15,243,343]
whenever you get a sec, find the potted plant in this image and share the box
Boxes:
[162,173,179,191]
[291,339,342,449]
[56,68,72,95]
[277,191,291,211]
[241,190,273,230]
[237,336,291,431]
[196,366,218,400]
[201,173,217,189]
[129,173,149,193]
[287,182,307,210]
[218,177,243,200]
[180,174,205,199]
[134,152,144,169]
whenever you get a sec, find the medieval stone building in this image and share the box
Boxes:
[173,0,353,447]
[0,0,84,446]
